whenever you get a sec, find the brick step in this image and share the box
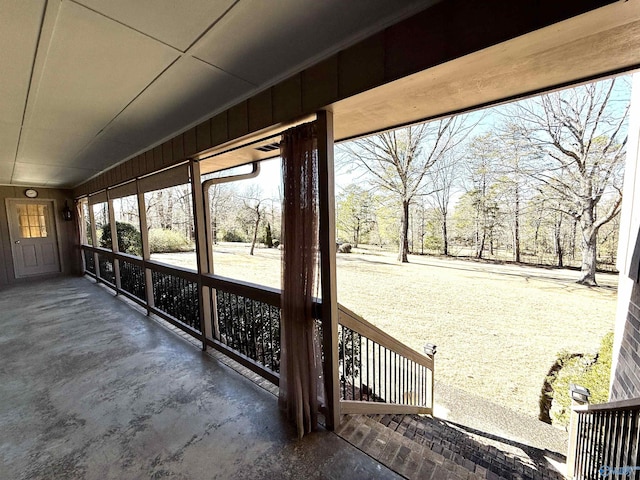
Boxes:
[337,414,483,479]
[336,414,566,480]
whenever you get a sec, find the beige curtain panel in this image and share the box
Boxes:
[278,122,324,438]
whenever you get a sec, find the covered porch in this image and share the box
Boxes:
[0,276,400,479]
[2,275,572,480]
[2,1,640,478]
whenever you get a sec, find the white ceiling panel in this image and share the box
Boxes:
[0,163,14,184]
[23,0,179,137]
[75,0,236,51]
[193,0,435,85]
[45,167,99,188]
[0,0,45,124]
[102,56,253,149]
[12,162,95,187]
[73,135,146,172]
[18,127,96,167]
[0,122,21,164]
[44,166,99,187]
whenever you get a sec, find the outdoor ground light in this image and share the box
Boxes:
[62,201,73,221]
[570,384,591,403]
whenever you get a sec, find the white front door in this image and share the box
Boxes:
[6,199,61,278]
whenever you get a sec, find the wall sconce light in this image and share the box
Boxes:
[424,343,437,356]
[62,201,73,221]
[569,384,591,404]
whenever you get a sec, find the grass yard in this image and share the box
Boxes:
[154,243,618,418]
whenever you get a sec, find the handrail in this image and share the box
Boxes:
[202,273,281,307]
[146,259,199,282]
[82,244,113,255]
[573,397,640,412]
[113,251,144,266]
[338,304,434,371]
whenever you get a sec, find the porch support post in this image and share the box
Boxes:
[317,110,340,430]
[566,404,579,479]
[137,181,154,315]
[202,183,220,341]
[189,160,212,349]
[106,190,121,292]
[88,200,99,280]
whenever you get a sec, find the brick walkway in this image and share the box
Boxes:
[336,414,566,480]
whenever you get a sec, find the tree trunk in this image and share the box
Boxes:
[533,219,540,256]
[165,196,173,230]
[476,230,485,259]
[212,217,218,244]
[442,215,449,256]
[354,222,360,248]
[513,186,521,263]
[250,210,261,256]
[555,228,563,268]
[398,200,410,262]
[420,209,425,255]
[577,226,598,286]
[554,215,563,268]
[570,219,578,260]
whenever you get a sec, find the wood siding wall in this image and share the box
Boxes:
[0,187,80,285]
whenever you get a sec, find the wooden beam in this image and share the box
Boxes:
[316,110,340,430]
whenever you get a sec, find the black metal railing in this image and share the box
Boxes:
[338,323,433,407]
[119,258,145,301]
[151,268,200,332]
[571,400,640,479]
[83,248,95,275]
[202,275,282,384]
[216,290,281,373]
[96,251,115,285]
[337,305,435,414]
[79,245,436,413]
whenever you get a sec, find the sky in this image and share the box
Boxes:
[218,74,633,203]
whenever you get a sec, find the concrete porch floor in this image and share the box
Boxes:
[0,276,399,480]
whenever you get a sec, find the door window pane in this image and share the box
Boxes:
[16,203,48,238]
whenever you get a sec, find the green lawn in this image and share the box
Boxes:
[155,243,618,418]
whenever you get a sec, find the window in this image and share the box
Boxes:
[113,195,142,256]
[93,202,110,249]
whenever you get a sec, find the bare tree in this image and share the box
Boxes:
[426,149,462,255]
[208,183,234,244]
[465,133,502,259]
[341,117,472,262]
[336,184,376,247]
[494,123,535,263]
[242,186,267,256]
[507,78,629,285]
